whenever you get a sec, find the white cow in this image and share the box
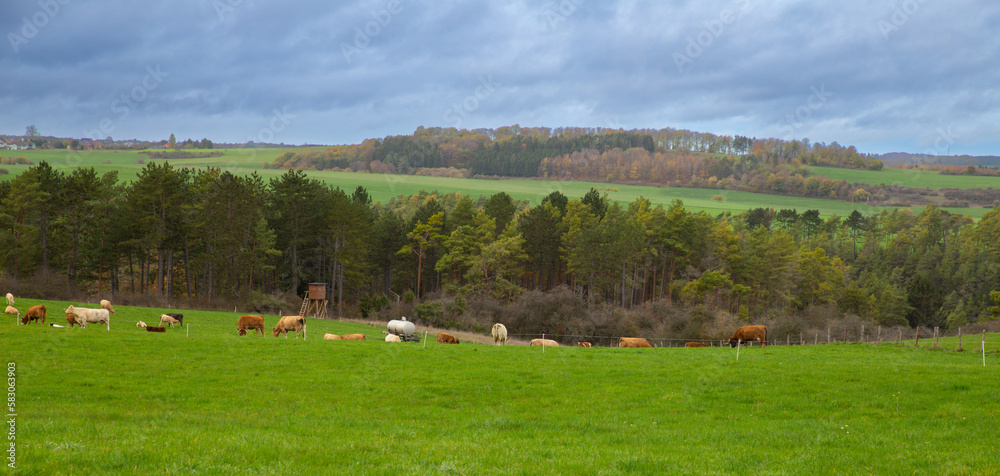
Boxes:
[491,323,508,345]
[5,293,13,306]
[65,305,111,331]
[385,334,401,342]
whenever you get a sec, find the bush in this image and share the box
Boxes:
[413,301,445,328]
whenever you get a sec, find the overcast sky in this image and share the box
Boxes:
[1,0,998,155]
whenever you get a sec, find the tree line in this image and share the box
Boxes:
[2,160,1000,332]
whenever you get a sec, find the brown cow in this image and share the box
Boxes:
[22,304,46,325]
[685,342,708,347]
[237,315,265,336]
[273,315,306,338]
[323,333,342,340]
[577,342,592,347]
[341,334,366,341]
[436,333,459,344]
[729,325,767,347]
[619,337,652,348]
[67,313,83,328]
[145,326,166,332]
[529,338,559,347]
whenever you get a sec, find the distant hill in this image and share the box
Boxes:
[877,152,1000,167]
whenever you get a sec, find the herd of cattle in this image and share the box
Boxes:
[4,293,769,348]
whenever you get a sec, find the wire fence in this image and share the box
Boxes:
[507,325,1000,352]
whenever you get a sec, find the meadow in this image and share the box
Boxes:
[2,148,994,218]
[810,166,1000,190]
[4,298,1000,474]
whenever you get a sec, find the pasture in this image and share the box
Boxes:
[4,298,1000,474]
[810,165,1000,190]
[1,148,992,218]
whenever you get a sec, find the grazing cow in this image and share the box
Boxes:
[22,304,47,325]
[491,323,508,345]
[4,305,18,320]
[685,342,708,347]
[729,325,767,347]
[272,315,306,339]
[619,337,652,348]
[529,338,559,347]
[323,333,342,340]
[65,305,110,330]
[5,293,12,307]
[159,313,183,328]
[385,334,401,343]
[66,313,83,328]
[436,333,459,344]
[577,342,592,347]
[135,321,147,328]
[237,315,265,336]
[145,326,166,332]
[341,334,366,341]
[99,299,116,314]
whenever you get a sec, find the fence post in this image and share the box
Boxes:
[877,326,882,344]
[914,327,920,347]
[861,325,865,343]
[933,327,939,349]
[983,330,987,367]
[542,333,545,353]
[799,332,803,346]
[827,328,831,344]
[957,327,963,352]
[897,328,901,344]
[786,334,789,346]
[844,325,847,343]
[814,332,818,345]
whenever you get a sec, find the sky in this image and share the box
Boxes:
[1,0,998,156]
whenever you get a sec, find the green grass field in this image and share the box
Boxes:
[810,166,1000,190]
[1,149,994,218]
[5,298,1000,474]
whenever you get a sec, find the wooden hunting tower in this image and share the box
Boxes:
[298,283,329,319]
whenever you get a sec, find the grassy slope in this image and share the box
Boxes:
[5,298,1000,474]
[811,165,1000,190]
[1,149,994,218]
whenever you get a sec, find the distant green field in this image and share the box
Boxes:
[5,298,1000,473]
[811,166,1000,190]
[1,149,992,218]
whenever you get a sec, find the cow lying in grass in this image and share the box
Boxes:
[159,313,183,328]
[341,334,365,341]
[237,315,265,336]
[385,334,401,342]
[619,337,652,348]
[145,326,166,332]
[22,305,47,325]
[273,315,306,339]
[4,306,18,321]
[436,333,459,344]
[136,321,147,328]
[323,334,342,340]
[729,325,767,347]
[577,342,592,347]
[529,338,559,347]
[685,342,708,347]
